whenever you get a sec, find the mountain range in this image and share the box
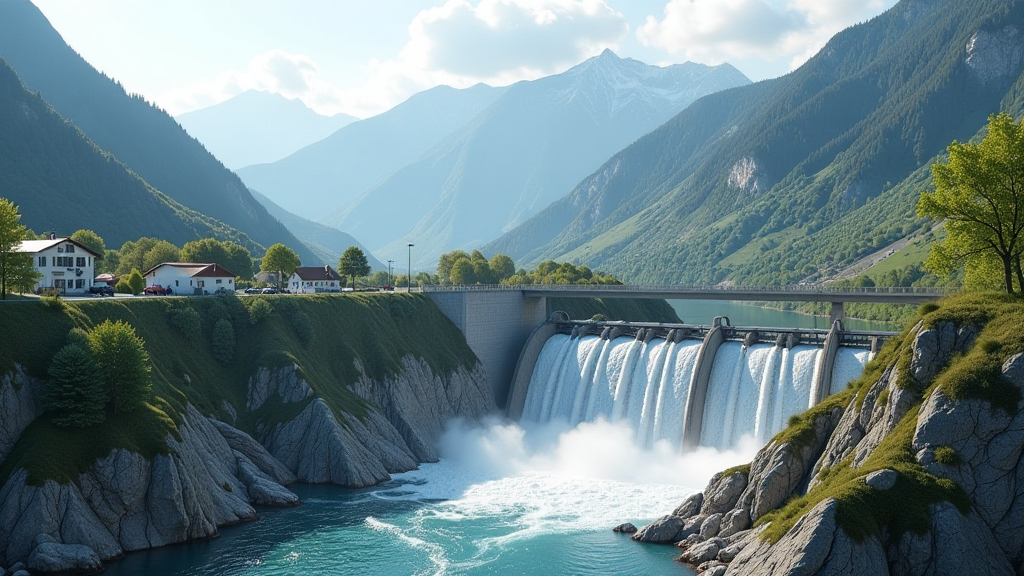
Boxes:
[0,0,318,264]
[240,51,749,268]
[487,0,1024,286]
[176,90,357,170]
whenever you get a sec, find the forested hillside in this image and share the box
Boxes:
[488,0,1024,287]
[0,59,260,252]
[0,0,316,264]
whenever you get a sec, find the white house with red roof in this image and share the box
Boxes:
[144,262,237,296]
[15,236,101,295]
[288,265,342,294]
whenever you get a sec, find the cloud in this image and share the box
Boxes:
[638,0,897,70]
[165,0,627,118]
[163,50,342,116]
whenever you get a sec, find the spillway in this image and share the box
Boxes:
[517,322,877,451]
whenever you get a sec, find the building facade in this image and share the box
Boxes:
[289,266,342,293]
[144,262,236,295]
[15,237,100,295]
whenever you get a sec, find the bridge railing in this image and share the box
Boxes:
[419,283,951,296]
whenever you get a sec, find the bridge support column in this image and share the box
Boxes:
[681,318,728,451]
[810,320,843,407]
[829,301,845,325]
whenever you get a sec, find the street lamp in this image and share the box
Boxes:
[407,243,414,292]
[387,260,394,289]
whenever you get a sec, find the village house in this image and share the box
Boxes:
[15,236,100,295]
[144,262,237,295]
[288,265,342,293]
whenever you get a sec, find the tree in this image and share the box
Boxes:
[918,113,1024,293]
[127,268,146,295]
[338,246,370,288]
[70,230,106,259]
[181,238,254,279]
[44,343,107,427]
[261,244,300,289]
[449,258,475,285]
[116,238,180,276]
[489,254,516,282]
[437,250,471,284]
[89,320,152,414]
[212,319,235,364]
[0,198,40,299]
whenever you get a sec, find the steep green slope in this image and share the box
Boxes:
[0,0,315,263]
[0,293,477,483]
[0,59,261,252]
[491,0,1024,287]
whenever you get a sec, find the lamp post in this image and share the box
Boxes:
[387,260,394,290]
[407,243,414,292]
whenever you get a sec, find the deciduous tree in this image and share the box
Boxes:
[181,238,254,279]
[918,113,1024,293]
[70,229,106,259]
[0,198,40,299]
[89,320,152,414]
[338,246,370,288]
[261,244,300,289]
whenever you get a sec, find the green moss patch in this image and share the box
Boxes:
[773,390,850,452]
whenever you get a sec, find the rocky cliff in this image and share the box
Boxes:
[630,295,1024,575]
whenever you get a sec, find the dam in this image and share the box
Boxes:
[505,314,886,450]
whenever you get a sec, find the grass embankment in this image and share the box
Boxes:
[754,293,1022,543]
[0,293,477,485]
[550,297,681,323]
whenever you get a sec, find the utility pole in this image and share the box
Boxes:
[387,259,394,289]
[407,244,414,292]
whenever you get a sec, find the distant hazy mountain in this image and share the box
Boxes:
[0,0,316,263]
[236,84,507,220]
[0,58,261,252]
[176,91,357,169]
[488,0,1024,286]
[248,189,384,271]
[333,50,749,268]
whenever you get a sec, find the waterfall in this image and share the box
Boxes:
[521,331,872,451]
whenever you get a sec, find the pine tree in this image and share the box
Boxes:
[44,343,107,427]
[212,318,235,364]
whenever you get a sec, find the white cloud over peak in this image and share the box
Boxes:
[165,0,627,119]
[637,0,897,71]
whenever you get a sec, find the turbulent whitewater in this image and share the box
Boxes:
[522,333,871,450]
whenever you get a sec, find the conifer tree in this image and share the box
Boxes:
[89,320,152,413]
[44,343,107,427]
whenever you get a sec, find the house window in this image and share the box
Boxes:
[216,279,222,284]
[228,279,232,284]
[175,280,179,287]
[65,244,75,253]
[76,257,86,267]
[37,256,46,267]
[75,279,85,289]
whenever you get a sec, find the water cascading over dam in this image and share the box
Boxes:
[515,319,875,451]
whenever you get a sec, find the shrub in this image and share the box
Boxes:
[66,327,91,349]
[89,320,152,414]
[115,280,132,294]
[247,297,273,325]
[212,319,235,364]
[126,269,145,295]
[43,343,107,427]
[41,293,64,310]
[292,311,313,345]
[167,305,201,342]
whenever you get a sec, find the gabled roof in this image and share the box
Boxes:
[15,237,102,257]
[145,262,237,278]
[291,265,340,281]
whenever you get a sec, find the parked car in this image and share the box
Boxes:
[144,284,168,295]
[261,287,278,294]
[89,282,114,297]
[244,287,261,294]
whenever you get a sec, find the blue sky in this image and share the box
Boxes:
[34,0,897,118]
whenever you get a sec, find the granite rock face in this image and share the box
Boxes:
[253,356,495,487]
[0,366,42,465]
[0,404,296,567]
[628,318,1024,575]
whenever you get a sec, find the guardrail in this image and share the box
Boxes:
[420,283,951,296]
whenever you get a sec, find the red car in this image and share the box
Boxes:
[144,284,168,295]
